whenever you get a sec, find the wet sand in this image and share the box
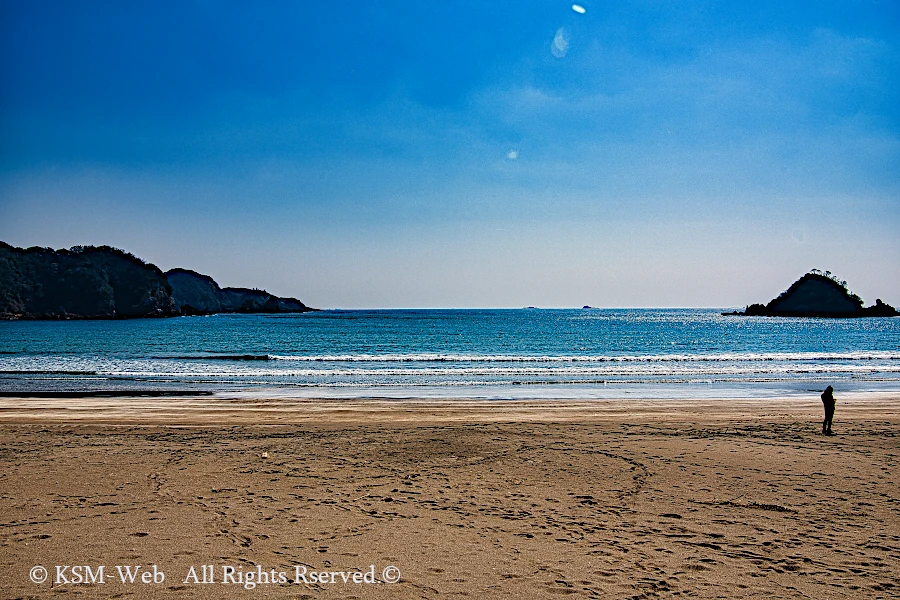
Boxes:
[0,393,898,599]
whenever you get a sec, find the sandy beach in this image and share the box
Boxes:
[0,394,897,599]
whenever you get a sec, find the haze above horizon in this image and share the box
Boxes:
[1,1,898,308]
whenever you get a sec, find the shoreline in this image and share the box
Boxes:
[0,391,895,425]
[0,390,214,398]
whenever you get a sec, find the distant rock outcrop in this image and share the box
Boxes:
[1,242,313,319]
[726,271,898,318]
[166,268,311,315]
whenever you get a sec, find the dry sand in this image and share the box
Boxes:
[0,393,897,599]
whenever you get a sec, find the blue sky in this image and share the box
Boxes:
[1,1,898,308]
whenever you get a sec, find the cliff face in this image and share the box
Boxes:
[165,269,226,314]
[166,269,311,315]
[1,242,313,319]
[0,242,176,319]
[733,272,897,318]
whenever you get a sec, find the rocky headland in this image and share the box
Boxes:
[725,271,898,318]
[166,268,310,316]
[0,242,313,319]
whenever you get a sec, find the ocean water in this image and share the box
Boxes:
[1,309,898,399]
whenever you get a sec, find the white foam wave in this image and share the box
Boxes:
[266,351,900,363]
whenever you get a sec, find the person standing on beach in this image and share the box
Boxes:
[821,385,835,435]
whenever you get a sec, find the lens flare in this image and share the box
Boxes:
[551,28,569,58]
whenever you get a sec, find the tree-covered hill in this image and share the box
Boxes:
[0,242,175,319]
[0,242,312,319]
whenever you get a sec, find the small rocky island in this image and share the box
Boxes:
[0,242,313,319]
[725,270,898,318]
